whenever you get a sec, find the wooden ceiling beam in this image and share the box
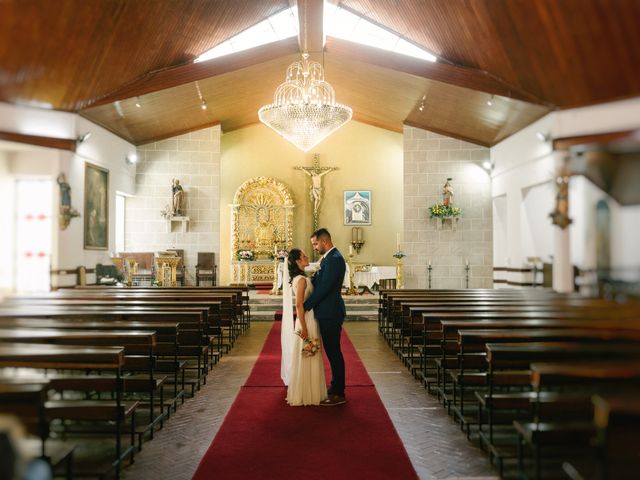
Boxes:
[296,0,324,54]
[83,37,300,110]
[0,131,77,152]
[553,130,638,151]
[325,37,551,107]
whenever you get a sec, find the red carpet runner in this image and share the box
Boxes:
[193,322,418,480]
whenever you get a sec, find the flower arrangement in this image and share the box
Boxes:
[295,330,321,357]
[160,205,173,219]
[429,203,462,218]
[271,249,288,260]
[236,249,255,261]
[393,251,406,259]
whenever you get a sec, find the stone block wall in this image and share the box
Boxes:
[403,126,493,288]
[125,126,221,285]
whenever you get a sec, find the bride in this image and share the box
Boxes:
[281,248,328,406]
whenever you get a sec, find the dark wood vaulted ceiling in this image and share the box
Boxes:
[1,0,638,147]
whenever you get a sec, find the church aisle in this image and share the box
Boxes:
[122,322,496,480]
[121,322,273,480]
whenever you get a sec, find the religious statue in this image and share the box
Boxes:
[295,154,337,230]
[172,178,185,216]
[57,174,71,207]
[254,206,275,254]
[57,173,79,230]
[549,174,572,229]
[442,177,454,206]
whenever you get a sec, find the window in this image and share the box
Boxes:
[14,179,53,292]
[194,2,437,64]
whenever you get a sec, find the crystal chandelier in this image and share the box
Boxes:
[258,53,352,152]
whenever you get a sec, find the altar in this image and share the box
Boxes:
[344,264,396,289]
[232,259,278,285]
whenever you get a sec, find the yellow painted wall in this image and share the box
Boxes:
[220,120,403,284]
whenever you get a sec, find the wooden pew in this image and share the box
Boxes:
[483,342,640,476]
[0,328,161,450]
[0,381,77,478]
[0,343,132,479]
[515,361,640,480]
[454,327,640,434]
[0,306,209,397]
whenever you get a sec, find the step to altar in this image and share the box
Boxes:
[248,291,379,322]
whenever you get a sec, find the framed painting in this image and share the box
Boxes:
[84,162,109,250]
[344,190,371,225]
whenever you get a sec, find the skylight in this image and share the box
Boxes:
[323,2,437,62]
[193,2,437,64]
[194,7,299,63]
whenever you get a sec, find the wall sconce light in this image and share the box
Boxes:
[536,131,551,142]
[125,153,138,165]
[482,160,492,171]
[487,95,494,106]
[351,226,365,254]
[77,132,92,144]
[135,97,142,108]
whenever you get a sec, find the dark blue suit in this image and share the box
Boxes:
[303,248,347,396]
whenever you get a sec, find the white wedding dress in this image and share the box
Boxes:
[286,275,328,406]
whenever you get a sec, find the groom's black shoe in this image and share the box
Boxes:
[327,388,345,398]
[320,394,346,406]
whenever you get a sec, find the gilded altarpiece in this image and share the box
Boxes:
[230,177,295,284]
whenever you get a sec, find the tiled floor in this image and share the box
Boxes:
[122,322,497,480]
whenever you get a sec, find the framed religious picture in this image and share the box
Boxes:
[84,162,109,250]
[344,190,371,225]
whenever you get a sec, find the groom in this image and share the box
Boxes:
[304,228,347,406]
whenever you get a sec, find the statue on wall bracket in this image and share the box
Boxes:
[57,173,80,230]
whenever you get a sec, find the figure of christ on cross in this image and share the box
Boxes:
[295,154,338,222]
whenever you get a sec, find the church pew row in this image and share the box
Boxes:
[0,327,167,448]
[410,300,638,386]
[0,343,134,479]
[11,289,244,352]
[68,285,251,332]
[0,295,252,478]
[513,360,640,480]
[0,382,76,478]
[413,304,639,395]
[0,303,214,393]
[377,288,640,479]
[480,340,640,477]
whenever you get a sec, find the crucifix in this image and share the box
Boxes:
[295,154,338,232]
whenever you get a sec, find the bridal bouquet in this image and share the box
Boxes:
[295,330,321,357]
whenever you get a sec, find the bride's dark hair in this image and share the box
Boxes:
[287,248,305,285]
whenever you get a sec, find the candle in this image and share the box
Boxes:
[396,233,400,252]
[274,244,278,255]
[428,259,431,266]
[466,258,469,266]
[352,227,357,242]
[357,227,363,242]
[349,245,353,255]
